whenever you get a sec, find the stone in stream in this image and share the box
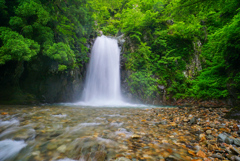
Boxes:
[217,133,228,143]
[206,130,212,135]
[211,154,224,159]
[107,149,116,160]
[206,134,214,140]
[57,145,66,153]
[231,147,240,155]
[160,120,167,125]
[225,137,234,144]
[165,156,178,161]
[115,157,131,161]
[234,138,240,147]
[227,154,236,161]
[31,151,40,156]
[47,142,58,150]
[235,156,240,161]
[131,134,141,139]
[13,128,36,141]
[93,151,107,161]
[190,117,196,124]
[208,144,215,151]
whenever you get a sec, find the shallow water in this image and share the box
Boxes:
[0,105,170,161]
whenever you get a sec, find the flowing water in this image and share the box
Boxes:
[0,105,157,161]
[80,36,123,106]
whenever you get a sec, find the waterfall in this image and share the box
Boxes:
[81,35,123,105]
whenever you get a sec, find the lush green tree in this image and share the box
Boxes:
[0,27,40,64]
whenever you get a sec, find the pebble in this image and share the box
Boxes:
[226,137,234,144]
[227,154,235,160]
[32,151,40,156]
[211,154,223,159]
[131,134,140,139]
[94,151,107,161]
[47,143,57,150]
[231,147,240,155]
[57,145,66,153]
[234,138,240,146]
[206,130,212,134]
[235,156,240,161]
[190,117,196,124]
[218,133,227,143]
[115,157,131,161]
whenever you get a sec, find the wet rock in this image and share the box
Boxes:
[165,156,177,161]
[234,138,240,146]
[115,157,131,161]
[183,118,188,122]
[217,133,227,143]
[211,154,223,159]
[210,123,215,128]
[206,135,214,140]
[57,145,66,153]
[227,154,236,161]
[206,130,212,135]
[199,133,206,141]
[225,137,234,144]
[31,151,40,156]
[190,117,196,124]
[94,151,107,161]
[107,149,116,160]
[13,128,36,141]
[231,147,240,155]
[47,143,57,150]
[235,156,240,161]
[208,144,214,151]
[196,150,206,158]
[131,134,141,139]
[160,120,167,125]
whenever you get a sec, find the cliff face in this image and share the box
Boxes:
[0,56,86,104]
[21,57,85,103]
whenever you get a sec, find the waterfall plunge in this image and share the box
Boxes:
[81,36,123,106]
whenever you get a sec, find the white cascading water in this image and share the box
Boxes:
[81,35,123,106]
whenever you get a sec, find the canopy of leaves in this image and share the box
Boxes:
[0,0,94,71]
[0,27,40,64]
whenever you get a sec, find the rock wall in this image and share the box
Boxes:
[20,57,85,103]
[0,56,86,104]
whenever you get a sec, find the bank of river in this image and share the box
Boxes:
[0,105,240,161]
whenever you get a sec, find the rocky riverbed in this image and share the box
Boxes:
[0,105,240,161]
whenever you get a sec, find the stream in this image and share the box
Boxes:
[1,105,240,161]
[0,105,158,161]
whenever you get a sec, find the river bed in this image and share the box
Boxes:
[0,105,239,161]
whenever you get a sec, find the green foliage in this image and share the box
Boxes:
[15,0,50,25]
[44,42,76,69]
[126,42,152,71]
[0,27,40,64]
[0,0,94,71]
[128,71,158,100]
[58,64,67,71]
[187,65,229,99]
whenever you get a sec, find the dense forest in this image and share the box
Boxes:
[0,0,240,106]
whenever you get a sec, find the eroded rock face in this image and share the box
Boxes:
[20,59,85,103]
